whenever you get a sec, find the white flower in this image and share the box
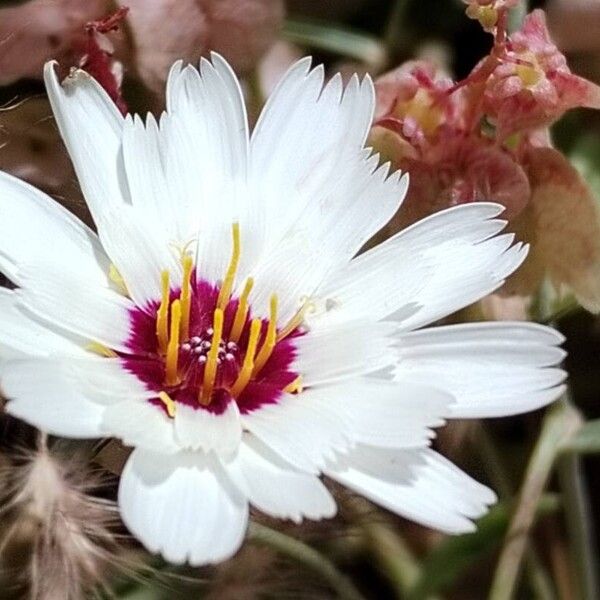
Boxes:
[0,54,565,566]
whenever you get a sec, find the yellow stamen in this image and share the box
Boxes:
[156,270,170,354]
[230,318,261,398]
[200,308,224,405]
[216,222,241,311]
[230,277,254,342]
[158,391,176,418]
[86,341,117,358]
[253,295,278,376]
[109,264,128,296]
[165,299,182,386]
[283,376,303,394]
[277,300,313,342]
[180,254,194,340]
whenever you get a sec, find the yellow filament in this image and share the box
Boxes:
[158,391,176,418]
[230,319,261,398]
[253,295,278,376]
[200,308,224,405]
[109,264,128,296]
[86,341,117,358]
[216,222,241,311]
[180,254,194,340]
[230,277,254,342]
[156,270,170,354]
[277,300,312,342]
[165,300,182,386]
[283,376,303,394]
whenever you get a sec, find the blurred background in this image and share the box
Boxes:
[1,0,600,598]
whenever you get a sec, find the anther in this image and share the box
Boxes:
[165,299,182,386]
[86,341,118,358]
[200,308,224,406]
[230,318,261,397]
[156,270,171,354]
[180,254,194,340]
[230,277,254,342]
[277,299,313,341]
[253,294,278,376]
[283,376,303,394]
[109,264,129,296]
[158,391,176,418]
[216,222,241,311]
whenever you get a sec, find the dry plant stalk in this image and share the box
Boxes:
[0,438,122,599]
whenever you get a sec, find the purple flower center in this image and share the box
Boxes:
[121,274,302,417]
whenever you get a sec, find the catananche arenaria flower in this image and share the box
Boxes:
[0,54,565,565]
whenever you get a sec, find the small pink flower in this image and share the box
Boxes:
[485,10,600,139]
[463,0,519,32]
[373,61,466,156]
[0,0,283,100]
[370,133,530,230]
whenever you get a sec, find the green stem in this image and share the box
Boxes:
[558,452,600,600]
[361,518,424,598]
[476,425,557,600]
[344,496,428,599]
[247,522,366,600]
[489,400,582,600]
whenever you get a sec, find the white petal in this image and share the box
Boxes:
[121,114,178,243]
[247,60,408,319]
[2,355,151,401]
[249,158,408,323]
[102,399,180,455]
[241,391,353,474]
[315,203,523,328]
[166,54,248,183]
[164,54,249,250]
[326,447,496,534]
[17,265,134,352]
[292,321,397,386]
[43,63,127,222]
[0,289,84,357]
[1,360,105,437]
[95,203,181,308]
[395,322,566,417]
[318,378,452,448]
[119,449,248,565]
[228,435,336,523]
[0,171,110,287]
[251,60,374,236]
[174,401,242,457]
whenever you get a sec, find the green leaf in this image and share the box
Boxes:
[561,419,600,454]
[408,494,561,600]
[281,18,387,70]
